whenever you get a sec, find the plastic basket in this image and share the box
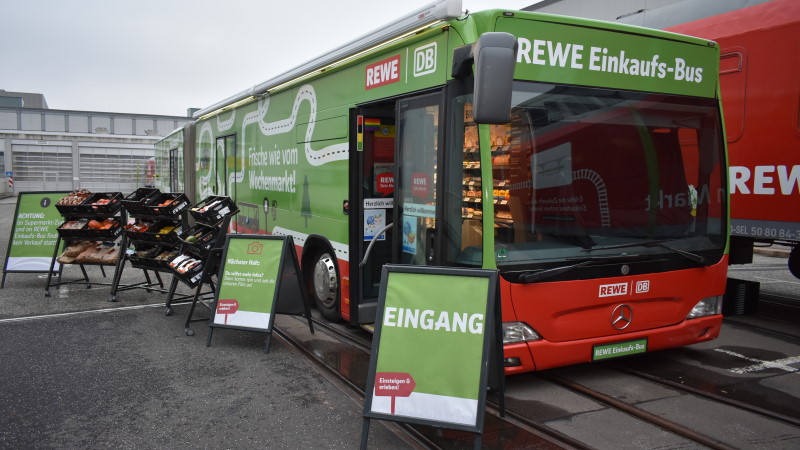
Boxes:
[124,220,180,244]
[177,224,218,257]
[169,253,205,287]
[81,192,123,214]
[121,188,160,216]
[55,190,93,215]
[58,218,122,239]
[189,196,239,225]
[144,192,190,216]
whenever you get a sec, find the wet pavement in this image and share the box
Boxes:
[3,193,800,449]
[0,196,412,449]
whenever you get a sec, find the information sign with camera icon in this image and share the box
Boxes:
[207,234,314,352]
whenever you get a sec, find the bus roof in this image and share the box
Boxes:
[191,0,718,121]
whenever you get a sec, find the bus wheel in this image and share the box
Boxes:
[312,252,340,321]
[789,246,800,279]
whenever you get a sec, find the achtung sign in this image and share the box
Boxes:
[361,265,499,439]
[2,191,68,288]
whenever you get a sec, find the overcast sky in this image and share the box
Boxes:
[2,0,538,117]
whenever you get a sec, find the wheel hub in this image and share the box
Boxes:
[313,253,338,308]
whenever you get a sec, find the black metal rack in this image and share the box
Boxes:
[45,192,126,297]
[164,196,239,336]
[108,189,190,302]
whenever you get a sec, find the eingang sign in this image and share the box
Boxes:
[361,265,500,446]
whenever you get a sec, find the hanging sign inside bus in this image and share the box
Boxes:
[206,235,314,352]
[360,265,501,446]
[498,19,719,98]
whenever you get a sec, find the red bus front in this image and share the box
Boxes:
[448,81,728,374]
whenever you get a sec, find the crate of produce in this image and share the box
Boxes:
[59,218,122,239]
[57,218,90,238]
[121,188,160,215]
[123,220,180,244]
[169,252,205,287]
[55,189,93,215]
[144,192,190,216]
[189,196,239,225]
[86,218,122,240]
[128,245,158,269]
[122,220,154,241]
[152,249,180,270]
[80,192,123,214]
[177,224,218,256]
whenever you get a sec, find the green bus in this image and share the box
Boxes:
[155,0,729,373]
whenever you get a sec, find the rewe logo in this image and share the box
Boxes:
[599,282,628,297]
[366,55,401,90]
[413,43,437,77]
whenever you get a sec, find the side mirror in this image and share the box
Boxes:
[473,32,518,124]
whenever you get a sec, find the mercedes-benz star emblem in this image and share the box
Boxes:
[611,304,633,330]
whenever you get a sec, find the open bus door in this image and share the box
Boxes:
[350,93,443,325]
[349,107,396,324]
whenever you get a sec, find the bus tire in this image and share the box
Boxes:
[789,246,800,279]
[311,251,340,321]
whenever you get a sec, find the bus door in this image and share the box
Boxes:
[350,93,443,325]
[350,108,396,324]
[217,134,238,198]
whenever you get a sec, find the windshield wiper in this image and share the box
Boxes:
[584,239,707,266]
[517,260,594,283]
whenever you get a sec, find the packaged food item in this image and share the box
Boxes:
[124,221,151,232]
[57,189,92,206]
[60,219,88,230]
[61,241,94,257]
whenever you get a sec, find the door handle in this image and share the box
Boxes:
[360,223,394,267]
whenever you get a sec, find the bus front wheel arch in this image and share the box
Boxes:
[303,240,341,322]
[789,245,800,279]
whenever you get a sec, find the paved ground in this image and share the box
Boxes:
[0,195,412,449]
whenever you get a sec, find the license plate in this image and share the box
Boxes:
[592,338,648,361]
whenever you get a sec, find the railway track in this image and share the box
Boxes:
[274,314,800,449]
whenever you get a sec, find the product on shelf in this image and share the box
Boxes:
[168,253,203,274]
[124,221,152,233]
[74,241,120,265]
[60,219,88,230]
[57,189,92,206]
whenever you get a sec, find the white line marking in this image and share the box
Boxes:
[714,348,800,374]
[0,303,169,325]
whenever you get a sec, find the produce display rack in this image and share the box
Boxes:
[108,189,191,302]
[165,196,239,336]
[45,192,126,297]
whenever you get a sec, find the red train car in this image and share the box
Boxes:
[667,0,800,277]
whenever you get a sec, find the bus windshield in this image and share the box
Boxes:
[469,82,727,274]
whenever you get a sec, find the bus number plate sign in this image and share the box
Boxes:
[592,338,648,361]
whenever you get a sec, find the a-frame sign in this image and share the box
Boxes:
[206,234,313,352]
[360,264,502,449]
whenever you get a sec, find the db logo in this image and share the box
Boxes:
[636,280,650,293]
[247,241,263,255]
[413,43,437,77]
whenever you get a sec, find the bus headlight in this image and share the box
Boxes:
[686,295,723,319]
[502,322,541,344]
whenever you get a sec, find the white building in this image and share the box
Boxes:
[0,89,191,197]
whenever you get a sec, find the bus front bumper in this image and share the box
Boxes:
[502,315,722,374]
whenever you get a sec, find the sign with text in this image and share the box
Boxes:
[2,191,68,288]
[361,265,499,443]
[207,234,313,352]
